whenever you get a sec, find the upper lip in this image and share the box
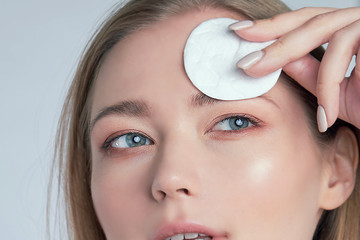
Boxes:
[152,221,227,240]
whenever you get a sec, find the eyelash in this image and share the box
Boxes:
[102,114,262,151]
[211,114,261,133]
[102,131,154,150]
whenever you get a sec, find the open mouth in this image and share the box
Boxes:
[165,233,212,240]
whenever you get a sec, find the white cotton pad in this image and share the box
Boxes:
[184,18,282,100]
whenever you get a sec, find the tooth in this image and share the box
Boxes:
[172,233,184,240]
[185,233,199,239]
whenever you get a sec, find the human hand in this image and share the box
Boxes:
[229,7,360,132]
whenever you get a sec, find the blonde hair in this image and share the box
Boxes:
[48,0,360,239]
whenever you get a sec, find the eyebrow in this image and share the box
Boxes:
[90,100,150,131]
[190,92,221,107]
[90,92,279,131]
[91,93,218,131]
[190,92,280,109]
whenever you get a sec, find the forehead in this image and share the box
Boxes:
[91,8,247,116]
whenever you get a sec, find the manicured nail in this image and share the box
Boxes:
[317,105,328,133]
[228,20,254,30]
[237,50,264,70]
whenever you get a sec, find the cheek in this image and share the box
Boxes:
[209,129,323,237]
[91,157,154,239]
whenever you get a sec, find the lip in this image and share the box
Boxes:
[152,221,228,240]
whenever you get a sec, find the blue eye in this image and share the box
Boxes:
[214,116,252,131]
[106,133,152,149]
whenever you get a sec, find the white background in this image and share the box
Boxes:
[1,0,359,239]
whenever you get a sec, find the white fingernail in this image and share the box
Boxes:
[317,105,328,133]
[228,20,254,30]
[237,50,264,70]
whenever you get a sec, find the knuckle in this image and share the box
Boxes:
[328,27,357,54]
[301,11,335,37]
[330,29,348,43]
[299,7,317,14]
[309,12,329,24]
[270,38,297,63]
[267,14,280,24]
[273,38,286,50]
[297,7,333,18]
[316,81,328,93]
[271,38,293,60]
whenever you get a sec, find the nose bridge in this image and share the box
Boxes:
[150,133,202,202]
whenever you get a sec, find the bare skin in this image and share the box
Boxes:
[231,7,360,132]
[89,7,358,240]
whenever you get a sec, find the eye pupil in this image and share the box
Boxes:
[133,136,141,143]
[235,118,243,127]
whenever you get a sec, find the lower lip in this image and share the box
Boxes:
[153,222,228,240]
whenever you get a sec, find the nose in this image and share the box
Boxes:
[150,139,201,202]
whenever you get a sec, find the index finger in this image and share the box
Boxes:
[230,7,337,42]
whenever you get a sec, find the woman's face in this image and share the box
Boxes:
[90,8,328,240]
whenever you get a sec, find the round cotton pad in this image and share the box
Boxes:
[184,18,282,100]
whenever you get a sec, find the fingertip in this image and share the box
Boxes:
[317,97,339,133]
[236,50,264,71]
[236,50,279,78]
[228,20,254,31]
[316,74,341,131]
[229,20,276,42]
[317,105,328,133]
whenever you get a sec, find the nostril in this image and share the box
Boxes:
[177,188,190,195]
[153,190,166,201]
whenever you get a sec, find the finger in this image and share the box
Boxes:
[282,54,320,95]
[238,7,360,78]
[317,19,360,129]
[338,42,360,128]
[230,7,336,42]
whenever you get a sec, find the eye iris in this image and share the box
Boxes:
[126,133,146,147]
[230,117,249,130]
